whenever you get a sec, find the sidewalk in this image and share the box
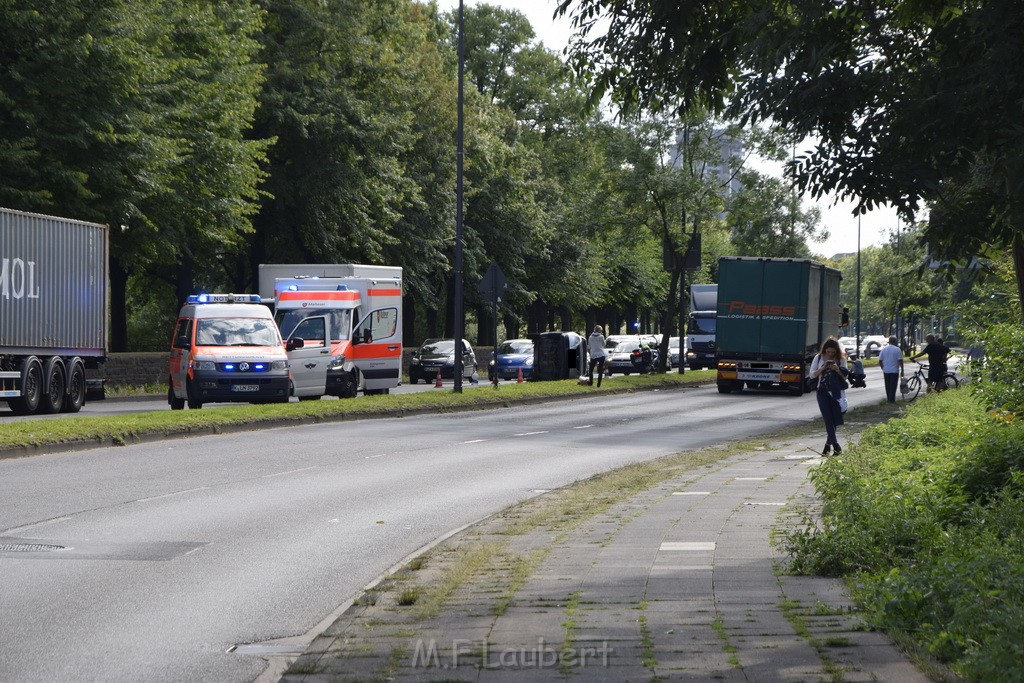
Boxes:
[282,429,929,682]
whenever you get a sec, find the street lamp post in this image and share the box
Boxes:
[453,0,465,393]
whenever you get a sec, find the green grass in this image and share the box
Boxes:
[1,371,710,452]
[783,389,1024,680]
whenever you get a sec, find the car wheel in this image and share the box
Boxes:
[168,380,185,410]
[186,379,203,410]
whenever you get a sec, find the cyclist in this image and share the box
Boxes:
[910,334,950,392]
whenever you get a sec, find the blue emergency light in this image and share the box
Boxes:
[187,293,262,304]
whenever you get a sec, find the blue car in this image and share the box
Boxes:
[488,339,535,381]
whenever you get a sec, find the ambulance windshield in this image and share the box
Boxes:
[196,318,281,347]
[275,308,352,342]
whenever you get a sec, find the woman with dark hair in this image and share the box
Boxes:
[809,338,849,455]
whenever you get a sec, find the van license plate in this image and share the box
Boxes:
[232,384,259,392]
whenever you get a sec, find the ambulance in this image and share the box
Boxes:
[167,294,290,409]
[260,265,402,399]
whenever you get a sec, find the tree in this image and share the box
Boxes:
[557,0,1024,320]
[727,169,824,259]
[0,0,268,350]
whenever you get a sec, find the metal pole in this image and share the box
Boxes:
[453,0,465,393]
[856,214,861,354]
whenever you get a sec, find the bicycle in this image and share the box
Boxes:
[900,361,959,401]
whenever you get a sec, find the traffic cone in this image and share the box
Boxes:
[434,368,443,388]
[517,367,524,383]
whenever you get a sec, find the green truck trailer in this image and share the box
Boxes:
[715,257,842,396]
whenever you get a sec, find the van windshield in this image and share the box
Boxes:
[196,318,281,347]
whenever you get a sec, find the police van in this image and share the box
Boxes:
[167,294,290,409]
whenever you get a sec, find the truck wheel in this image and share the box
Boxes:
[9,358,43,415]
[39,358,66,414]
[168,381,185,410]
[186,379,203,410]
[717,382,732,394]
[62,360,87,413]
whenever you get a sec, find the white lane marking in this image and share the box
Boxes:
[463,439,486,444]
[365,454,387,460]
[660,542,716,551]
[573,425,594,429]
[136,487,210,502]
[735,477,767,481]
[673,491,711,496]
[263,466,319,478]
[514,431,548,436]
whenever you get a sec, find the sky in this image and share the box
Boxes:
[434,0,899,257]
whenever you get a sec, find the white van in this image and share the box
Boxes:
[167,294,290,409]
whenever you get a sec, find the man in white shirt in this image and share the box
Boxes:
[587,325,607,387]
[877,336,905,402]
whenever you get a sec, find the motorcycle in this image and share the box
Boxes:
[630,344,658,374]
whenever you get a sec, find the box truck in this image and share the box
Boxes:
[258,265,402,398]
[685,284,717,370]
[715,257,841,396]
[1,207,108,414]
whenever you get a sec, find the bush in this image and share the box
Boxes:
[784,389,1024,679]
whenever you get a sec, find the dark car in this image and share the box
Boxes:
[409,338,477,383]
[488,338,534,381]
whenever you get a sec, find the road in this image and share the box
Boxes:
[0,371,889,682]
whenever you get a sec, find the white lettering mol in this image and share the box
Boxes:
[0,258,41,300]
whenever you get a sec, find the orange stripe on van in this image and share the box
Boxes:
[367,288,401,296]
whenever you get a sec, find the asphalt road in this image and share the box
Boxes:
[0,370,889,682]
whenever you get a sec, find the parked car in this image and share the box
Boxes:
[488,338,534,381]
[409,338,477,383]
[838,336,858,357]
[668,337,683,366]
[606,340,643,375]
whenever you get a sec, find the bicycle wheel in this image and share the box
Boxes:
[942,373,959,390]
[903,374,923,401]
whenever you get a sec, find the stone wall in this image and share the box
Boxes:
[101,348,496,387]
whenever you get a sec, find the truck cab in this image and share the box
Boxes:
[273,276,402,399]
[168,294,290,409]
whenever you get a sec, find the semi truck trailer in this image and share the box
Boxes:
[1,207,108,414]
[715,257,841,396]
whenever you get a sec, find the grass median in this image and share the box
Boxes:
[1,370,713,454]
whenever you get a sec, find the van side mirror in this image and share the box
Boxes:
[175,336,191,350]
[287,338,305,351]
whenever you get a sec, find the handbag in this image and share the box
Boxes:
[838,391,849,413]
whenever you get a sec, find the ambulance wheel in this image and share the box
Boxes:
[39,358,66,414]
[63,361,87,413]
[298,395,321,401]
[168,381,185,410]
[186,379,203,409]
[338,371,358,399]
[9,357,43,415]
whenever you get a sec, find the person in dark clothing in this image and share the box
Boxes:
[810,338,849,455]
[910,334,950,391]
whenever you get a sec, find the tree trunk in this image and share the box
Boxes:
[109,255,129,352]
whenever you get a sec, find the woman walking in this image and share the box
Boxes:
[809,338,849,455]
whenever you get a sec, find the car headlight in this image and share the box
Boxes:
[327,356,346,370]
[411,357,420,365]
[271,360,289,371]
[525,358,533,366]
[193,360,216,371]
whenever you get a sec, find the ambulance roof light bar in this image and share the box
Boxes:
[187,293,263,304]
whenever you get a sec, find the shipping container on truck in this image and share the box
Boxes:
[1,207,108,415]
[715,257,842,396]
